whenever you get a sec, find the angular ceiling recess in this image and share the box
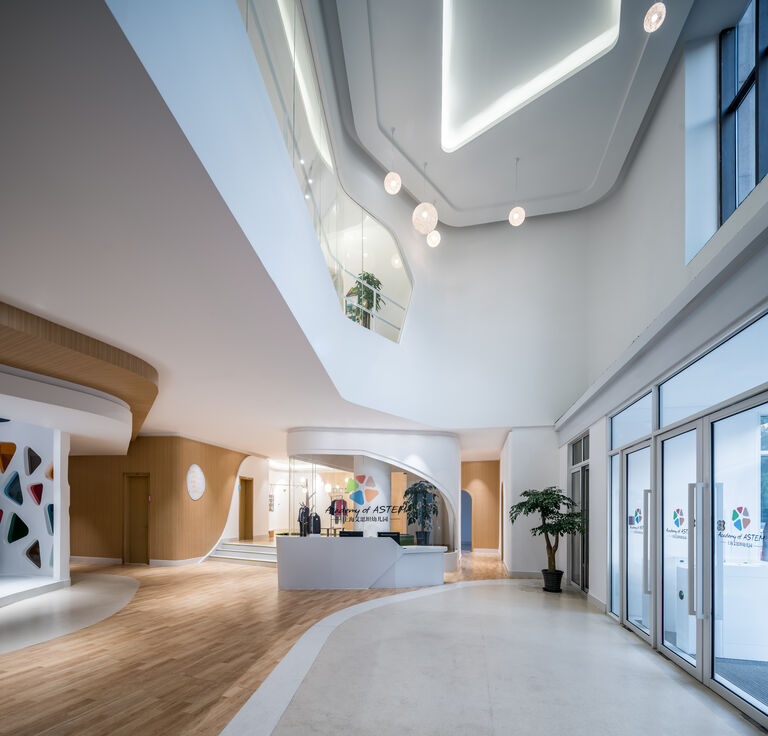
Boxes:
[441,0,621,152]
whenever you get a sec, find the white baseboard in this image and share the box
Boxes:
[70,556,122,565]
[507,571,542,579]
[0,579,70,608]
[149,556,205,566]
[588,592,607,612]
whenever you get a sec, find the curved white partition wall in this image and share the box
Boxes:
[0,365,135,605]
[287,427,461,554]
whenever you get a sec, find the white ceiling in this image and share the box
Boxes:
[335,0,692,225]
[442,0,621,152]
[0,0,508,461]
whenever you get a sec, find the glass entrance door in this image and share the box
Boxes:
[711,398,768,718]
[658,426,701,672]
[625,445,652,638]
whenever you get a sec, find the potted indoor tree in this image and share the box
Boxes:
[508,486,585,593]
[349,271,385,329]
[402,480,439,545]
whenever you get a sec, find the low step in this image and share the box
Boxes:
[210,549,275,561]
[207,554,276,568]
[217,542,276,554]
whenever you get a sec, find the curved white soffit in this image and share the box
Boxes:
[0,368,132,455]
[441,0,621,153]
[336,0,693,225]
[286,427,460,518]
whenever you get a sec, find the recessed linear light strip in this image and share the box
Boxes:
[441,0,621,153]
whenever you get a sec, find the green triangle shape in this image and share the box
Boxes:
[8,513,29,543]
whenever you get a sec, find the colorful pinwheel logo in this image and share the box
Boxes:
[732,506,750,531]
[346,475,379,505]
[673,508,685,528]
[634,508,642,525]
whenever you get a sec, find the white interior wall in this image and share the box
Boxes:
[270,469,291,532]
[221,455,270,540]
[587,417,608,608]
[500,428,562,575]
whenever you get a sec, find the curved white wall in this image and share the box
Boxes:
[0,366,132,455]
[221,455,270,541]
[287,427,461,548]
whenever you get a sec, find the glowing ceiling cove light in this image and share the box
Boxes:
[643,3,666,33]
[441,0,622,152]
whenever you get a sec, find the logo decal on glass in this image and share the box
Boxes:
[732,506,750,531]
[346,474,379,505]
[634,508,642,525]
[673,508,685,528]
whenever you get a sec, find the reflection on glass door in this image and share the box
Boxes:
[571,469,581,587]
[626,446,651,634]
[661,429,697,665]
[712,400,768,715]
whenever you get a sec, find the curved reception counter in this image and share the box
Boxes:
[277,537,447,590]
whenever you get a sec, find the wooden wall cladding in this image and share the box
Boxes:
[461,460,500,550]
[70,437,246,560]
[0,301,159,437]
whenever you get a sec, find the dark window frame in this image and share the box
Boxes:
[720,0,768,223]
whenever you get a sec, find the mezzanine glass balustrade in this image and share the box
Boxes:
[237,0,411,342]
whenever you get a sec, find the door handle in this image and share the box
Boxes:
[687,483,696,617]
[642,488,652,595]
[687,482,707,620]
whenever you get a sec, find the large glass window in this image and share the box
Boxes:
[721,0,765,222]
[660,313,768,427]
[713,400,768,714]
[611,394,653,450]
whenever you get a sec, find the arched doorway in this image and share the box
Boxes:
[461,490,472,551]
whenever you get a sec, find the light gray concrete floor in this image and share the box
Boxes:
[273,582,763,736]
[0,572,138,654]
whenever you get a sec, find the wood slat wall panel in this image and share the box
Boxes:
[461,460,500,550]
[70,437,246,560]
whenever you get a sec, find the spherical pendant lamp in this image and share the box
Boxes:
[384,171,402,195]
[643,3,666,33]
[412,202,438,235]
[508,206,526,227]
[426,230,441,248]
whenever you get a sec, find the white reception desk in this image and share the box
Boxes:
[276,536,447,590]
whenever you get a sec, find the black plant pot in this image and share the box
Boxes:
[542,569,564,593]
[415,531,430,546]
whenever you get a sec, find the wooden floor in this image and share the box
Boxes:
[0,552,506,736]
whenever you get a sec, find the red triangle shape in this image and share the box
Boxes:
[355,475,366,484]
[28,483,43,505]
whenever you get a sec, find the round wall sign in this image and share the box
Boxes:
[186,464,206,500]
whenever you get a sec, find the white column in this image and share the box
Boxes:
[53,430,70,582]
[351,456,391,537]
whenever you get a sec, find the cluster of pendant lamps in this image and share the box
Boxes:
[381,3,665,244]
[384,150,525,244]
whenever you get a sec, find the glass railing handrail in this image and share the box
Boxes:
[240,0,410,342]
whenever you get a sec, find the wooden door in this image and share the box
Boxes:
[124,474,149,564]
[239,477,253,540]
